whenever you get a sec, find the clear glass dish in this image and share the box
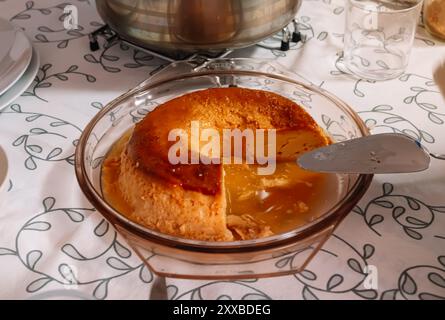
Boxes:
[75,58,373,279]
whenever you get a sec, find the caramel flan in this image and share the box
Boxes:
[102,87,333,241]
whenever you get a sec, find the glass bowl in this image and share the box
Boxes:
[75,58,373,279]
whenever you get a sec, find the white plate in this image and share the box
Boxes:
[0,17,33,96]
[0,46,40,110]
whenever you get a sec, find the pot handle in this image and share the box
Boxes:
[133,57,314,92]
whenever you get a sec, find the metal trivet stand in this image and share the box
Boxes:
[88,19,303,63]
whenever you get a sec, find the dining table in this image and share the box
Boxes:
[0,0,444,300]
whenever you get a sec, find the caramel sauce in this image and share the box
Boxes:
[102,130,338,236]
[224,163,335,234]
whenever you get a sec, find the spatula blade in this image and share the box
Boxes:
[297,133,430,174]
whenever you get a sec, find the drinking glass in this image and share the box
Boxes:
[342,0,423,81]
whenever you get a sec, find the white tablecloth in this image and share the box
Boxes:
[0,0,444,300]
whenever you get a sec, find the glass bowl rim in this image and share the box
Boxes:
[75,63,373,253]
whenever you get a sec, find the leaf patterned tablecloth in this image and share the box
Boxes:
[0,0,444,300]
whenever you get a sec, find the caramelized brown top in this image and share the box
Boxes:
[126,87,327,195]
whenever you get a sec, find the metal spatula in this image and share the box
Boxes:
[297,133,444,174]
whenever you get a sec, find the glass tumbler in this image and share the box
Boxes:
[343,0,423,81]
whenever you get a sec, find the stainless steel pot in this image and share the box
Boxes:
[95,0,302,52]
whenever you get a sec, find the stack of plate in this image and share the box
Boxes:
[0,17,40,110]
[0,18,40,197]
